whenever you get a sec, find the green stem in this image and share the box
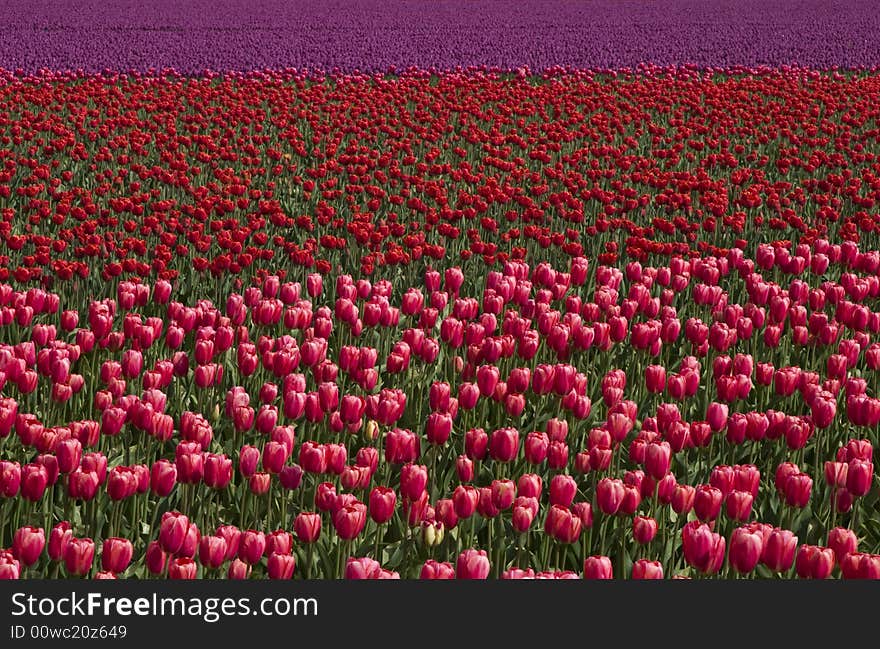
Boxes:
[306,542,315,580]
[373,521,383,562]
[240,486,250,529]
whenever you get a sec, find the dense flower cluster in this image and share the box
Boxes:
[0,68,879,579]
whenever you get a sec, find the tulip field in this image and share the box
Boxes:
[2,4,880,582]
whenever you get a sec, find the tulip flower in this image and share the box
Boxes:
[168,557,198,579]
[267,553,297,579]
[633,516,658,544]
[333,503,368,540]
[294,513,322,544]
[682,522,725,575]
[762,528,798,573]
[101,538,133,574]
[159,512,190,555]
[199,536,228,570]
[693,485,724,522]
[64,538,95,577]
[12,526,45,567]
[846,460,873,497]
[48,522,73,562]
[729,527,764,574]
[456,549,490,579]
[549,474,577,508]
[583,556,613,579]
[795,545,835,579]
[420,560,456,579]
[827,527,858,563]
[489,427,519,462]
[597,478,625,515]
[632,560,664,579]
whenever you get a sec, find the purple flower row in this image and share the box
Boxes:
[1,0,879,74]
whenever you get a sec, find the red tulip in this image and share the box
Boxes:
[68,469,100,501]
[369,487,397,524]
[783,472,812,508]
[844,439,873,462]
[795,545,835,579]
[619,485,642,515]
[597,478,625,515]
[524,432,549,465]
[238,530,267,565]
[267,553,297,579]
[726,490,754,521]
[476,365,500,397]
[840,553,880,579]
[606,412,633,444]
[545,505,582,543]
[261,441,288,474]
[0,551,20,580]
[657,473,677,504]
[227,558,251,580]
[64,538,95,576]
[682,521,725,575]
[644,441,671,479]
[150,459,177,497]
[12,526,45,567]
[159,511,190,554]
[262,531,292,557]
[452,485,479,519]
[846,459,873,497]
[549,474,577,508]
[589,446,613,472]
[248,472,271,495]
[464,428,488,460]
[443,451,470,483]
[168,557,198,579]
[632,560,663,579]
[456,549,490,579]
[306,273,323,298]
[315,482,338,512]
[294,512,322,543]
[204,454,233,489]
[775,462,801,493]
[707,402,728,432]
[729,527,764,573]
[828,527,858,563]
[425,411,453,445]
[400,464,428,501]
[489,427,519,462]
[583,556,613,579]
[511,497,538,533]
[825,461,848,487]
[733,464,760,497]
[145,541,167,576]
[516,474,542,501]
[101,538,133,574]
[199,536,228,569]
[434,498,458,531]
[48,522,73,562]
[56,438,82,474]
[420,560,455,579]
[632,516,657,544]
[20,463,49,502]
[762,528,798,572]
[547,441,569,470]
[0,460,21,497]
[645,365,666,393]
[107,466,138,500]
[491,479,516,510]
[693,485,723,522]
